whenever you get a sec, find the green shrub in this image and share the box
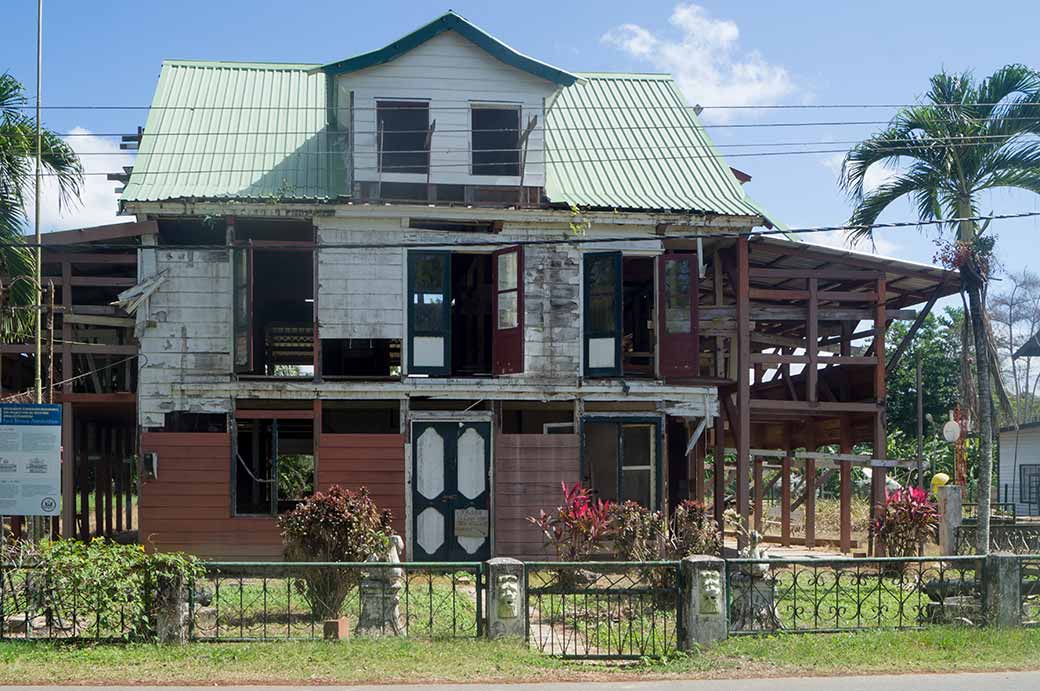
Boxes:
[278,485,393,620]
[672,500,722,557]
[1,538,202,640]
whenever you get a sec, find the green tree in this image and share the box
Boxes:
[0,73,82,338]
[886,309,962,437]
[841,65,1040,553]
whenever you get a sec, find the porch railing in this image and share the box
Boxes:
[725,556,984,634]
[524,561,682,659]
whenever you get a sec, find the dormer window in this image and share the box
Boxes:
[471,105,521,176]
[377,100,430,174]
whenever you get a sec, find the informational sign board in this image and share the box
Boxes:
[454,507,489,538]
[0,404,62,517]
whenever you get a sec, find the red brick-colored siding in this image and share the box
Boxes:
[494,433,580,560]
[316,434,406,538]
[139,432,282,560]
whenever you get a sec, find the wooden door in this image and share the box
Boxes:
[407,251,451,375]
[492,246,524,374]
[657,253,698,380]
[412,421,491,561]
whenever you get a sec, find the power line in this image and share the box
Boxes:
[8,212,1040,252]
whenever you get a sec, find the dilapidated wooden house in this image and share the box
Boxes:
[4,12,961,559]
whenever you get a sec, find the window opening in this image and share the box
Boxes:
[450,253,493,375]
[472,106,521,176]
[234,417,314,515]
[622,257,655,377]
[378,100,430,174]
[583,420,657,508]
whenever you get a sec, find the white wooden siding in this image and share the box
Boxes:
[335,31,555,188]
[137,247,232,427]
[999,425,1040,516]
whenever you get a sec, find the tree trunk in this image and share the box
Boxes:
[964,268,993,555]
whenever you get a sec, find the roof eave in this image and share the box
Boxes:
[320,12,577,86]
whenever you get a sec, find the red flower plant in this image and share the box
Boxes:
[528,482,614,561]
[872,486,939,557]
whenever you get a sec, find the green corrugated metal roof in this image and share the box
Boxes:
[544,73,768,218]
[321,11,577,86]
[121,60,337,203]
[123,63,770,222]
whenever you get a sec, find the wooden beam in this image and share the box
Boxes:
[871,277,888,555]
[736,237,751,537]
[886,286,942,374]
[808,278,818,404]
[60,402,74,538]
[43,252,137,265]
[64,313,136,328]
[0,343,137,355]
[781,425,793,547]
[753,456,764,533]
[701,305,918,321]
[749,268,882,280]
[40,220,157,246]
[50,276,136,288]
[713,415,726,538]
[749,399,880,414]
[839,414,853,554]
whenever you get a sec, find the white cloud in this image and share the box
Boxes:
[820,152,900,193]
[23,127,134,234]
[601,3,795,120]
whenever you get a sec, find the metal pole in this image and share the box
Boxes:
[916,357,924,489]
[30,0,45,542]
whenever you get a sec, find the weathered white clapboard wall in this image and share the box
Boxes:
[137,246,233,428]
[334,30,556,188]
[998,424,1040,516]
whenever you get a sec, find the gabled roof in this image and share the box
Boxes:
[121,60,336,203]
[320,11,577,86]
[1016,330,1040,358]
[544,73,773,220]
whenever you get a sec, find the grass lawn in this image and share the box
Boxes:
[4,627,1040,684]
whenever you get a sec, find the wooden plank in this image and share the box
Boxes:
[0,344,138,355]
[64,313,136,328]
[44,252,137,265]
[753,456,764,533]
[77,420,89,540]
[749,288,809,301]
[692,425,705,504]
[808,278,818,403]
[736,238,751,535]
[702,305,917,321]
[50,276,137,288]
[750,353,809,365]
[114,428,124,533]
[839,415,853,554]
[61,403,74,538]
[781,455,792,546]
[804,423,816,550]
[749,268,882,280]
[713,415,725,536]
[886,285,941,374]
[40,220,157,246]
[818,290,877,302]
[749,399,881,414]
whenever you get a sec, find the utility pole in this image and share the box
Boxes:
[916,357,924,489]
[30,0,45,542]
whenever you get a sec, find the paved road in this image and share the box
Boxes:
[12,673,1040,690]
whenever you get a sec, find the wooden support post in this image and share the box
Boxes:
[782,425,793,547]
[692,426,706,504]
[126,426,135,531]
[89,423,101,538]
[78,420,89,540]
[872,277,888,555]
[114,428,124,533]
[807,278,818,403]
[839,415,853,554]
[804,424,817,550]
[735,238,751,539]
[753,456,764,533]
[713,415,726,536]
[61,401,74,538]
[61,261,72,394]
[102,427,113,537]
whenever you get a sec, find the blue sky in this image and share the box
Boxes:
[4,0,1039,292]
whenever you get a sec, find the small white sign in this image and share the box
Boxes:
[0,404,62,517]
[454,507,489,538]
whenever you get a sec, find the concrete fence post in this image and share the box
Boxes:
[984,553,1022,628]
[154,576,188,644]
[681,555,727,649]
[937,485,963,555]
[486,557,525,639]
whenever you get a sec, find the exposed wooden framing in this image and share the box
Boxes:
[839,415,853,553]
[804,423,817,550]
[871,276,888,555]
[702,305,917,321]
[807,278,818,404]
[753,455,764,533]
[712,414,726,537]
[749,399,880,414]
[78,421,88,540]
[60,402,74,538]
[63,313,136,328]
[39,220,156,246]
[49,276,136,288]
[886,285,942,374]
[749,268,882,281]
[781,425,792,547]
[233,408,316,420]
[115,428,124,533]
[0,344,138,355]
[44,252,137,265]
[735,238,751,536]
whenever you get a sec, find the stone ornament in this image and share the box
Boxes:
[356,535,406,637]
[496,573,520,620]
[698,569,722,615]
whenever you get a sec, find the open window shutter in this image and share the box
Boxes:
[492,246,524,374]
[408,251,451,375]
[657,252,699,380]
[233,243,253,373]
[583,251,622,377]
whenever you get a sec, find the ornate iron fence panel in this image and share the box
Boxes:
[962,502,1017,525]
[957,525,1040,555]
[524,561,682,659]
[1,562,155,641]
[1022,557,1040,627]
[725,556,984,634]
[189,562,483,641]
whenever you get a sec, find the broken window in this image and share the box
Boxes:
[233,417,314,515]
[583,252,622,377]
[583,420,659,508]
[321,339,401,377]
[377,100,429,174]
[471,106,520,176]
[321,401,400,434]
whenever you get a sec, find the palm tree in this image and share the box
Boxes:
[0,72,82,339]
[841,64,1040,554]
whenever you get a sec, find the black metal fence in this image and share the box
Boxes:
[962,502,1017,524]
[957,525,1040,555]
[189,561,484,641]
[524,561,682,659]
[0,562,156,641]
[725,556,984,634]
